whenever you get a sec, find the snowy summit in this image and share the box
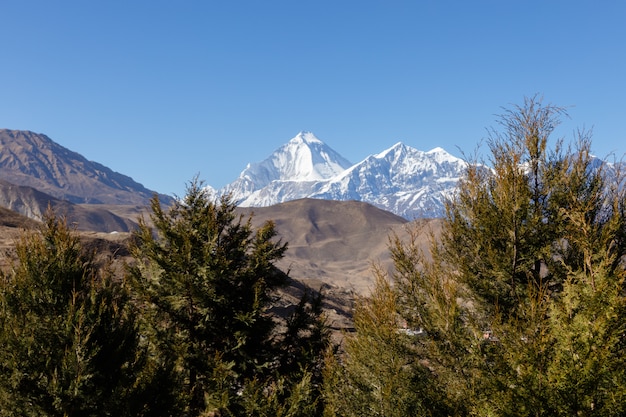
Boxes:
[218,132,467,218]
[220,132,352,204]
[270,131,352,181]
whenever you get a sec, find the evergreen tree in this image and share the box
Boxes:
[334,96,626,416]
[428,97,625,415]
[0,211,157,416]
[129,178,329,416]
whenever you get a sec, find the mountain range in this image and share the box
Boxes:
[0,129,465,223]
[218,131,466,219]
[0,128,455,298]
[6,128,619,228]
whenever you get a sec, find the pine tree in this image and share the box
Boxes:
[416,97,626,415]
[129,178,329,416]
[335,96,626,416]
[0,211,157,416]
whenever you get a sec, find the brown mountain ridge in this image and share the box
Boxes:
[238,198,440,295]
[0,129,172,205]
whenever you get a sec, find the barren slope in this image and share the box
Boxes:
[239,198,440,295]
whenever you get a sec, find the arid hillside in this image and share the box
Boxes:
[239,198,435,294]
[0,129,172,206]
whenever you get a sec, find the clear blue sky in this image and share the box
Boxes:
[1,1,625,197]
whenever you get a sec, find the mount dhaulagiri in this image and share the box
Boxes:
[218,131,467,219]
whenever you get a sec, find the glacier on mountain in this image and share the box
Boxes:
[217,132,467,219]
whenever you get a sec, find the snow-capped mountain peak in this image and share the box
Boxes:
[425,146,463,164]
[289,131,324,146]
[219,132,353,203]
[366,142,461,177]
[210,133,623,219]
[300,139,466,218]
[273,131,352,181]
[427,146,446,154]
[375,141,406,159]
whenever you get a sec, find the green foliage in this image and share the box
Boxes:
[280,288,331,381]
[331,96,626,416]
[323,269,431,417]
[129,178,329,416]
[235,371,320,417]
[0,211,157,416]
[389,225,480,415]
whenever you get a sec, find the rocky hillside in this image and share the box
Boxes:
[0,129,172,205]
